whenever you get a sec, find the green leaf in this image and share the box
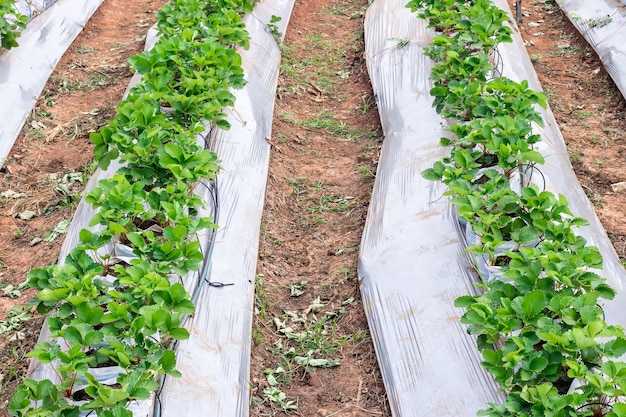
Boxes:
[168,327,189,340]
[422,168,442,181]
[64,326,82,345]
[521,290,546,320]
[528,356,548,372]
[38,288,70,302]
[595,283,616,300]
[572,327,597,349]
[521,150,544,164]
[160,350,178,373]
[169,283,188,303]
[215,118,231,130]
[612,402,626,417]
[84,331,104,346]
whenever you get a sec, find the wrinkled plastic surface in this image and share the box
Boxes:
[360,0,626,415]
[557,0,626,100]
[28,2,294,416]
[0,0,104,166]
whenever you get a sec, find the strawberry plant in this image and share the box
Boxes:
[0,0,27,50]
[410,0,626,415]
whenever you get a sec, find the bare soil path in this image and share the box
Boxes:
[248,0,391,416]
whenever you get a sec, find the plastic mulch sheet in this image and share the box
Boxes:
[0,0,104,167]
[359,0,626,415]
[557,0,626,101]
[26,1,295,415]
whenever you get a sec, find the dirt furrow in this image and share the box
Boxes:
[248,0,390,415]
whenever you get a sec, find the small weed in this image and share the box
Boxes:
[52,72,111,93]
[266,15,282,43]
[574,111,594,119]
[587,16,612,28]
[355,164,374,179]
[332,267,352,280]
[604,127,624,141]
[289,281,308,297]
[43,220,70,242]
[324,5,348,16]
[304,31,328,47]
[0,306,32,341]
[569,150,583,162]
[335,245,358,255]
[302,111,350,135]
[307,195,354,213]
[286,176,307,200]
[2,281,26,298]
[553,44,583,57]
[389,37,409,49]
[72,45,95,54]
[359,95,374,114]
[300,216,329,227]
[529,53,542,63]
[254,275,267,320]
[311,181,325,191]
[351,329,369,344]
[262,367,297,412]
[349,6,367,19]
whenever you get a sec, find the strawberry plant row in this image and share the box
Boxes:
[408,0,626,415]
[9,0,254,415]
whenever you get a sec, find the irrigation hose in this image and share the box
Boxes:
[152,126,221,417]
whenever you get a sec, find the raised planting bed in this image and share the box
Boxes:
[0,0,104,166]
[6,0,296,415]
[361,0,626,415]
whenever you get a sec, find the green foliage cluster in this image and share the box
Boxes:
[0,0,27,50]
[9,0,254,415]
[408,0,626,415]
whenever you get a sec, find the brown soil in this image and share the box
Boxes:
[517,0,626,260]
[0,0,623,415]
[248,0,390,415]
[0,0,164,412]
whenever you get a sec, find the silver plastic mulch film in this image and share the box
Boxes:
[0,0,104,167]
[557,0,626,101]
[360,0,626,415]
[27,0,295,416]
